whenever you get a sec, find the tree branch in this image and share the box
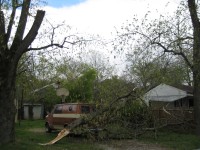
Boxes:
[68,88,138,130]
[17,54,31,75]
[0,10,5,42]
[6,0,19,43]
[16,10,45,58]
[28,43,68,51]
[10,0,31,52]
[16,68,27,76]
[28,38,92,51]
[153,42,194,71]
[0,10,7,53]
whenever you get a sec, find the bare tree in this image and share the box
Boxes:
[0,0,85,144]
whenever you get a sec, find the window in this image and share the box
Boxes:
[54,105,62,114]
[81,106,90,114]
[62,105,76,112]
[174,99,183,107]
[68,106,72,112]
[189,99,194,107]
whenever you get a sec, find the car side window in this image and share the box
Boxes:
[68,106,72,112]
[54,105,62,114]
[62,105,76,113]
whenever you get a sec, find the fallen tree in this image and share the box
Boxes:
[40,88,156,145]
[40,85,197,145]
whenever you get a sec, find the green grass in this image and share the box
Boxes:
[139,130,200,150]
[1,120,102,150]
[2,120,200,150]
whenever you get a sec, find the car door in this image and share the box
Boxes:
[52,105,63,128]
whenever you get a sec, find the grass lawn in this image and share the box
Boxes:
[139,129,200,150]
[1,120,103,150]
[1,120,200,150]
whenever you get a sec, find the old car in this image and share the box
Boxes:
[45,103,95,133]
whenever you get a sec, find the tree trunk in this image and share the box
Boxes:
[188,0,200,135]
[0,1,45,144]
[193,75,200,135]
[193,20,200,134]
[0,60,16,144]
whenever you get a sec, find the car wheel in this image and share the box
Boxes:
[45,123,52,133]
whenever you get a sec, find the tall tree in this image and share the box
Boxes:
[0,0,83,144]
[115,0,200,135]
[0,0,45,144]
[97,76,135,103]
[126,46,191,88]
[188,0,200,135]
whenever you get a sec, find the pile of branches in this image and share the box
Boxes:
[69,89,157,140]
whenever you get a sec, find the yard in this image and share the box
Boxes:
[1,120,200,150]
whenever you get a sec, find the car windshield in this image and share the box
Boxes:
[53,105,63,114]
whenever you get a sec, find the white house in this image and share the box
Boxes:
[143,83,193,109]
[143,83,194,124]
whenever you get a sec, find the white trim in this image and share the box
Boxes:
[53,125,63,129]
[53,114,82,118]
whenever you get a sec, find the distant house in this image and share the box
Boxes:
[23,103,44,120]
[143,83,194,124]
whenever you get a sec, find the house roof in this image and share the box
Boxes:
[172,84,193,94]
[23,103,43,106]
[143,83,193,103]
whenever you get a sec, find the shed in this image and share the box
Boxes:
[23,103,44,119]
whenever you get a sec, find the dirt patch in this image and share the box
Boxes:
[99,139,169,150]
[28,128,45,133]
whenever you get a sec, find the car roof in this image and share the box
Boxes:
[55,103,93,106]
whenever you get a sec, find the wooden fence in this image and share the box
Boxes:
[151,108,194,125]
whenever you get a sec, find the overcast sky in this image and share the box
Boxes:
[38,0,181,75]
[43,0,180,38]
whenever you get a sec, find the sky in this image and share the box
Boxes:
[46,0,86,7]
[43,0,180,38]
[39,0,181,75]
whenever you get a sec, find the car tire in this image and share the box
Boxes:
[45,123,52,133]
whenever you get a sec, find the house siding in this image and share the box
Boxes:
[144,83,194,124]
